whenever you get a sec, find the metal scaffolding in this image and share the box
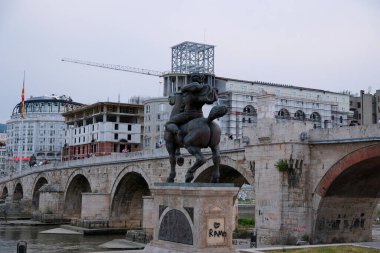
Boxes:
[171,41,215,74]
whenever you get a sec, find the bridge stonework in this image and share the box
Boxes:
[245,122,380,245]
[1,121,380,246]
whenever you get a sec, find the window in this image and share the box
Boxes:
[294,110,305,120]
[114,133,118,140]
[357,102,361,108]
[144,137,151,147]
[156,125,160,132]
[128,134,131,140]
[128,125,131,131]
[157,114,161,120]
[145,105,150,113]
[159,103,165,112]
[278,108,290,119]
[115,124,119,130]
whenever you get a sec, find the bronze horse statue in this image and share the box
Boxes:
[164,83,228,183]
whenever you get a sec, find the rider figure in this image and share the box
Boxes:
[165,78,218,135]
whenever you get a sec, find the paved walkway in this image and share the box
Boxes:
[87,251,144,253]
[86,243,380,253]
[358,242,380,250]
[239,243,380,252]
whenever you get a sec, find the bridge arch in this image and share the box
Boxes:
[63,172,92,219]
[110,165,151,228]
[313,144,380,243]
[193,156,254,186]
[1,186,8,201]
[31,175,48,210]
[13,182,23,201]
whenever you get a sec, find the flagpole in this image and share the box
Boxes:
[18,71,25,173]
[18,118,24,173]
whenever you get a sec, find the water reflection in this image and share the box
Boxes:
[0,225,125,253]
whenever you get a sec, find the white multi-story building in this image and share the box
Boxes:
[215,78,351,139]
[6,95,82,163]
[143,97,171,150]
[162,74,351,140]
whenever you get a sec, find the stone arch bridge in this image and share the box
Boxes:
[1,122,380,246]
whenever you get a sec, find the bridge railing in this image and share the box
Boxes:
[0,138,245,183]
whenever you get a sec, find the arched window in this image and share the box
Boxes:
[310,112,322,128]
[294,110,305,120]
[310,112,321,122]
[278,108,290,119]
[242,105,257,125]
[243,105,257,116]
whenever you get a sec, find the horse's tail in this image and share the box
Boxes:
[207,105,228,123]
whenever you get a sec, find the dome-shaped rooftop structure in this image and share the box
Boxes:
[11,94,82,118]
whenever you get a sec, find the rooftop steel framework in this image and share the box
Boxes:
[171,41,215,74]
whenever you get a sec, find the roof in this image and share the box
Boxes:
[62,101,143,116]
[215,76,345,96]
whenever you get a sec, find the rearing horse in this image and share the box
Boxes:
[164,84,228,183]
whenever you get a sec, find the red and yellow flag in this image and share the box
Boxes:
[20,77,25,118]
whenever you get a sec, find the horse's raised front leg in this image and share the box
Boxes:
[210,145,220,183]
[185,146,207,183]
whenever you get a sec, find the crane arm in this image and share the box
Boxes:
[62,58,163,77]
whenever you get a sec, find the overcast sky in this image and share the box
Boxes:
[0,0,379,123]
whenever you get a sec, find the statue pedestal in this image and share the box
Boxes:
[144,183,239,253]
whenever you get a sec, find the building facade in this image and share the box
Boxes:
[349,89,380,125]
[6,95,82,165]
[162,72,351,140]
[215,78,351,139]
[143,97,171,150]
[62,102,144,160]
[0,133,6,175]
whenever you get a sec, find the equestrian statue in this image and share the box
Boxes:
[164,79,228,183]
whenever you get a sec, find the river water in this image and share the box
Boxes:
[0,224,379,252]
[0,225,125,253]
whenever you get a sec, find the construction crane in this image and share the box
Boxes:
[62,58,165,77]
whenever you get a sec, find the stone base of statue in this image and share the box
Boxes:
[143,183,239,253]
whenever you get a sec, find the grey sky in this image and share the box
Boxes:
[0,0,379,123]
